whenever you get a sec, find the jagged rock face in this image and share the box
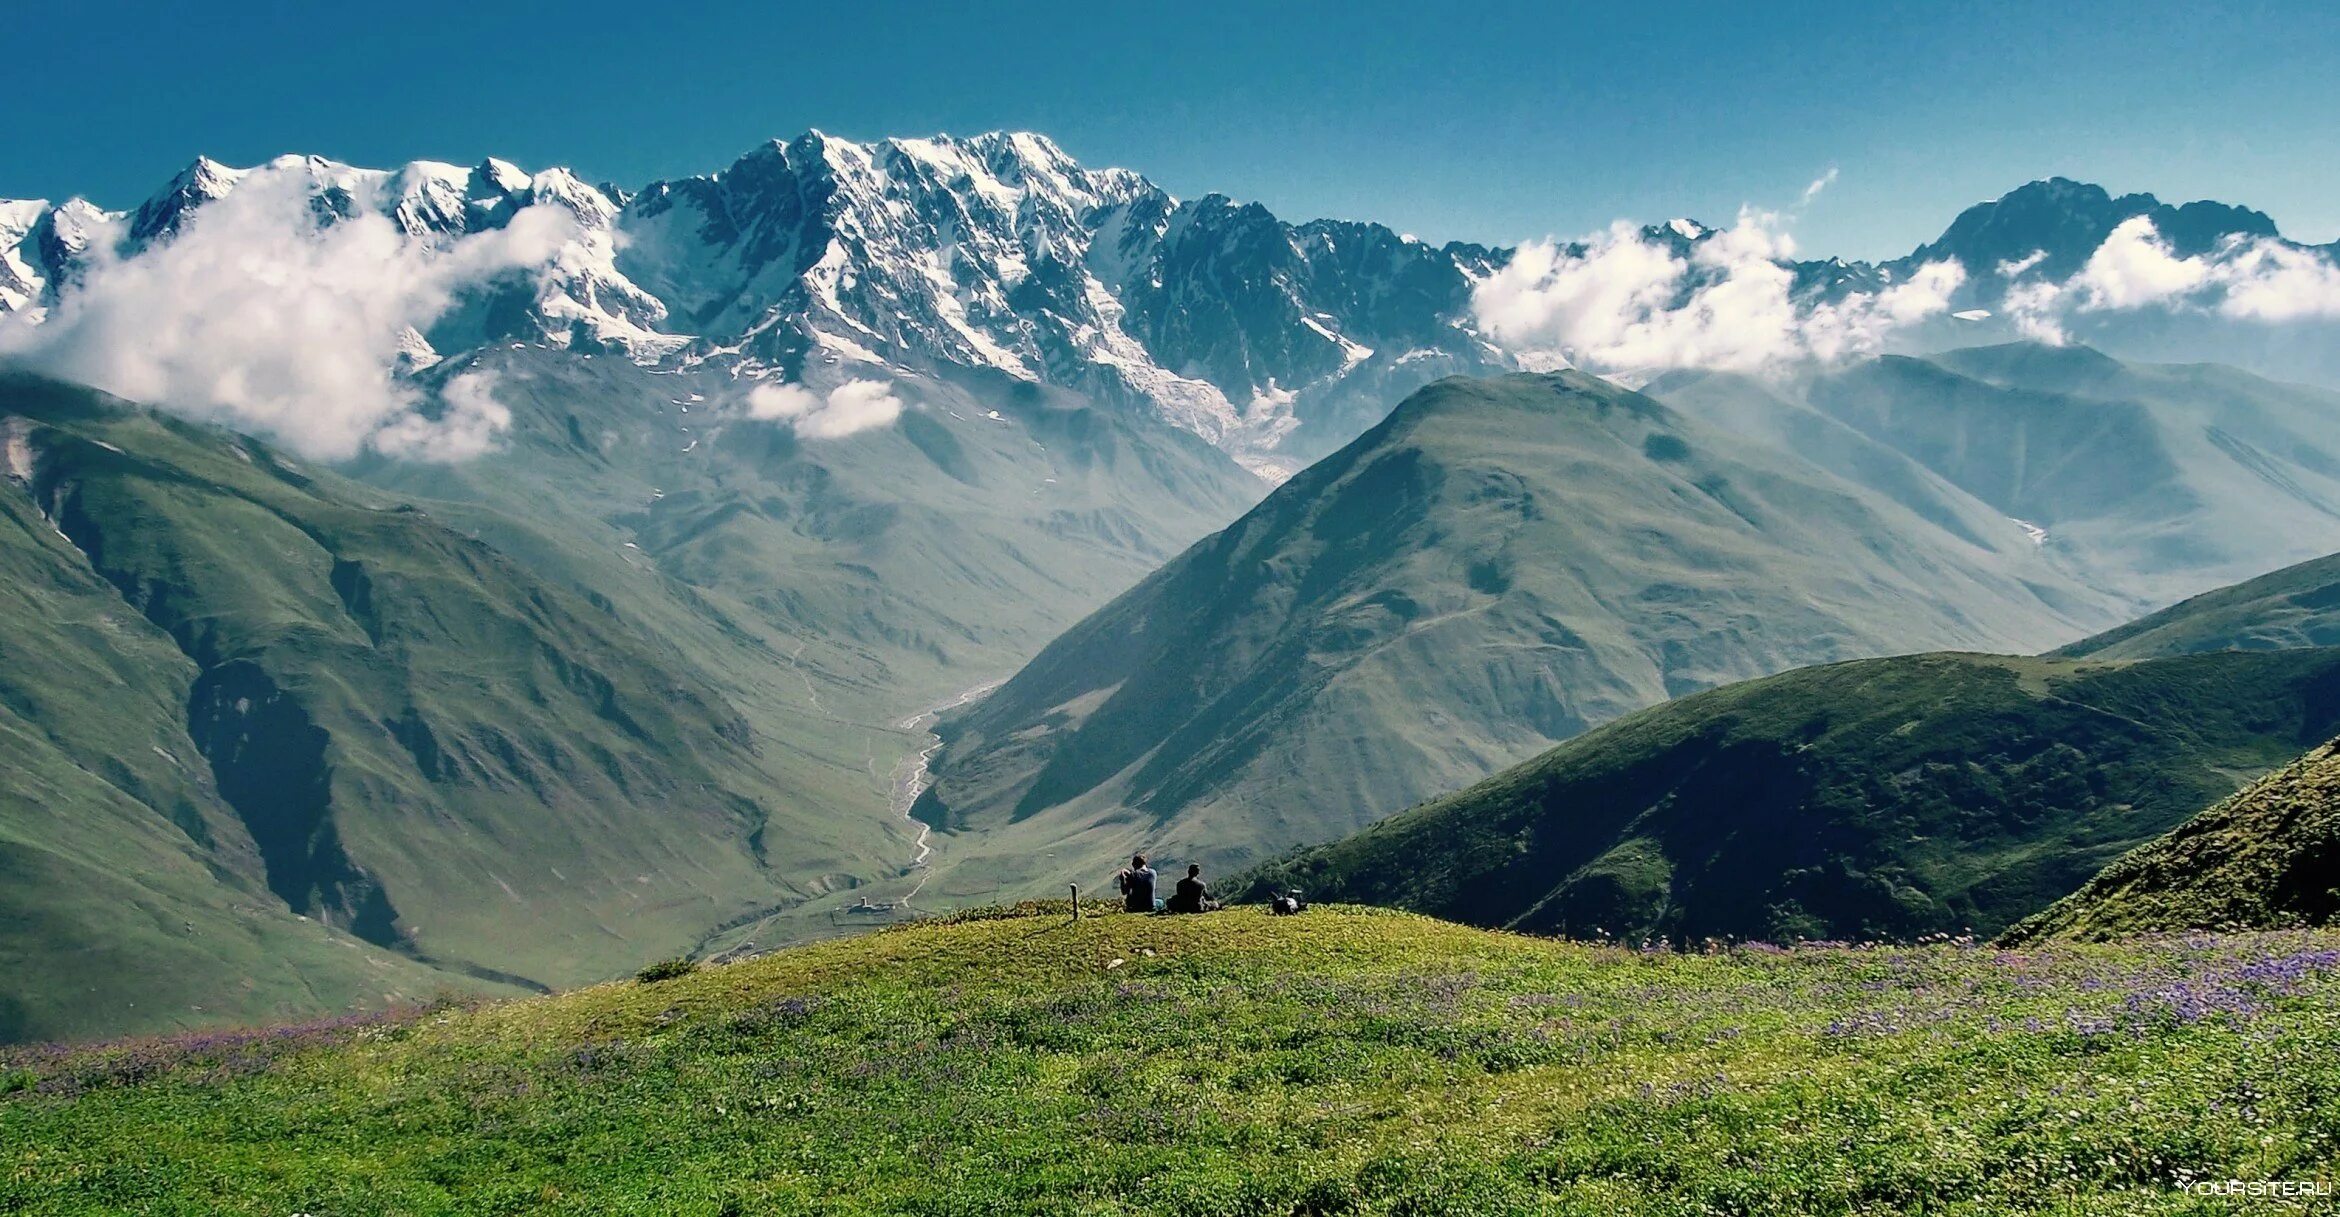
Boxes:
[619,132,1155,371]
[1900,177,2284,294]
[610,132,1506,469]
[1104,199,1503,460]
[0,198,110,316]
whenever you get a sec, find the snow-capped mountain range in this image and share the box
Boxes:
[1,132,1512,476]
[7,135,2340,475]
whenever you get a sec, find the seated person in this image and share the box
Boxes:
[1116,854,1157,913]
[1167,863,1217,913]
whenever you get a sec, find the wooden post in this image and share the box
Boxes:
[1069,883,1080,921]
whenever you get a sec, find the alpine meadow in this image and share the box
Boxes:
[7,3,2340,1212]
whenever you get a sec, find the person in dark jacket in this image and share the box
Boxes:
[1167,863,1215,913]
[1116,854,1157,912]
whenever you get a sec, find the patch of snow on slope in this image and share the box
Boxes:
[0,200,53,313]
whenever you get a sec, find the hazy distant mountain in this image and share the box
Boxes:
[1649,342,2340,607]
[352,345,1265,732]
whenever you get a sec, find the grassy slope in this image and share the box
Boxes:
[5,908,2337,1215]
[0,429,467,1044]
[2052,549,2340,659]
[2009,737,2340,941]
[0,374,865,1039]
[1241,649,2340,942]
[920,371,2118,895]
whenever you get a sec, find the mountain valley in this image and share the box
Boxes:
[10,132,2340,1041]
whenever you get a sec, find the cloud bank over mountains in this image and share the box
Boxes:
[2002,215,2340,342]
[0,164,579,461]
[1472,208,1965,374]
[1470,196,2340,377]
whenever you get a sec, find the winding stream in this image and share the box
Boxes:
[885,682,999,905]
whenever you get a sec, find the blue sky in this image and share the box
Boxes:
[13,0,2339,258]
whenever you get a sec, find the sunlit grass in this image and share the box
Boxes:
[6,907,2336,1214]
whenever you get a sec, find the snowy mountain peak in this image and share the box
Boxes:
[479,157,534,196]
[130,155,251,240]
[595,129,1501,467]
[0,198,49,237]
[0,199,56,314]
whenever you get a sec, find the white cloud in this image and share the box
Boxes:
[2002,217,2340,336]
[744,378,904,439]
[2001,279,2070,344]
[745,382,821,421]
[1996,250,2048,278]
[2210,239,2340,322]
[1800,168,1839,206]
[373,371,513,461]
[1472,207,1963,374]
[0,163,577,461]
[1477,201,2340,370]
[2072,216,2210,309]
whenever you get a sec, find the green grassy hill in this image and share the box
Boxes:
[5,907,2336,1214]
[0,374,884,1041]
[1241,648,2340,942]
[919,372,2123,895]
[2051,549,2340,659]
[2008,737,2340,941]
[0,390,472,1043]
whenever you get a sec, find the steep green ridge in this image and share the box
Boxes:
[2008,737,2340,941]
[7,908,2338,1214]
[919,371,2123,893]
[1654,343,2340,607]
[1241,648,2340,942]
[0,399,472,1044]
[2051,550,2340,659]
[0,374,867,1040]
